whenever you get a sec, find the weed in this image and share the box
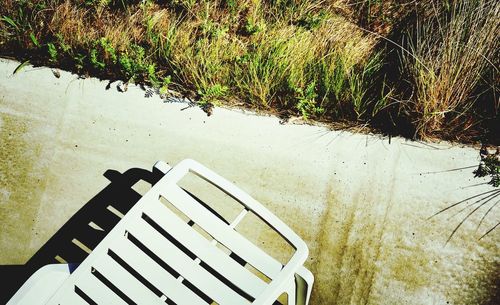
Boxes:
[234,26,317,108]
[118,44,147,79]
[55,34,71,53]
[90,48,105,70]
[85,0,111,8]
[1,15,18,31]
[475,148,500,188]
[159,75,172,96]
[315,53,349,114]
[295,82,324,119]
[172,0,197,11]
[98,38,117,64]
[372,75,394,117]
[224,0,238,15]
[147,64,160,88]
[29,32,39,48]
[244,18,265,35]
[118,54,132,76]
[198,83,229,106]
[296,10,330,30]
[145,16,159,46]
[74,53,86,70]
[47,43,58,62]
[158,25,176,59]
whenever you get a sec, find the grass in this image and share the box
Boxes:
[400,0,499,140]
[0,0,498,143]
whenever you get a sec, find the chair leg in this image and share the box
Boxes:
[294,267,314,305]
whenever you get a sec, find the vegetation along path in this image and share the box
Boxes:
[0,0,498,143]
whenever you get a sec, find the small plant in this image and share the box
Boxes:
[475,148,500,187]
[85,0,111,8]
[159,75,172,97]
[139,0,155,9]
[147,64,160,88]
[87,37,119,70]
[294,82,324,120]
[244,18,265,35]
[56,34,71,53]
[29,32,39,48]
[74,53,86,70]
[47,43,58,62]
[159,26,176,59]
[225,0,238,15]
[198,83,229,106]
[371,75,394,117]
[119,44,147,79]
[316,54,349,108]
[0,15,19,31]
[172,0,197,11]
[201,20,228,39]
[296,10,329,30]
[90,48,105,70]
[118,54,133,76]
[145,16,160,46]
[98,38,117,63]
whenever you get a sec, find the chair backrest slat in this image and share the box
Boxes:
[140,200,268,300]
[159,185,283,279]
[49,284,95,305]
[53,269,129,305]
[109,232,214,305]
[88,253,163,304]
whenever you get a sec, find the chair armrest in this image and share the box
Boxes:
[7,264,71,305]
[253,252,309,304]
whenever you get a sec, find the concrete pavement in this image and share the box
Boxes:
[0,58,498,304]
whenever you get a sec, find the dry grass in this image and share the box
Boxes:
[48,1,145,50]
[49,2,96,45]
[401,0,499,140]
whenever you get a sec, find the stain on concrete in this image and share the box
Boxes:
[0,113,46,263]
[307,148,446,305]
[458,258,500,305]
[440,230,500,305]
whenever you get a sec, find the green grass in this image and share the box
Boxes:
[0,0,498,143]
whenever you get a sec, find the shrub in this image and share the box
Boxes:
[401,0,499,139]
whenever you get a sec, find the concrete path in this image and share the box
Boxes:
[0,58,498,304]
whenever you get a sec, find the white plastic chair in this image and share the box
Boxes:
[6,264,71,305]
[8,159,313,305]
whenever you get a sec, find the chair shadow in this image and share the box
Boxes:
[0,166,164,303]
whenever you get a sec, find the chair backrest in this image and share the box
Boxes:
[45,159,308,305]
